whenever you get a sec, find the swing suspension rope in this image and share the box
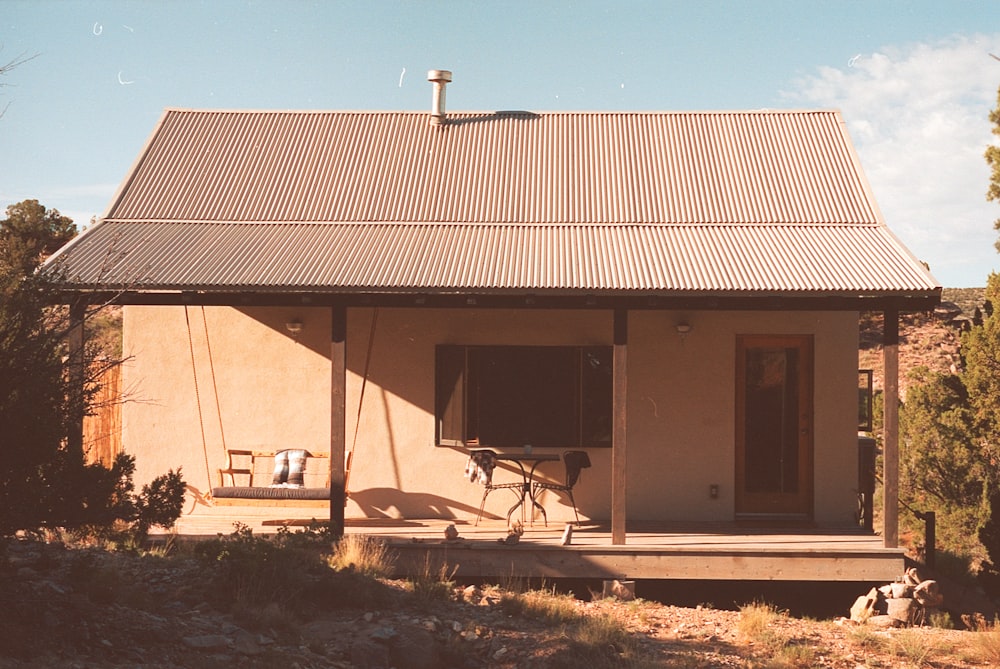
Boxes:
[185,306,214,492]
[186,306,229,494]
[345,307,378,497]
[200,306,228,455]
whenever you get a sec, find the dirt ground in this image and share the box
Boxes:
[2,538,998,669]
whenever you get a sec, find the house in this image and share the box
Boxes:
[44,72,939,554]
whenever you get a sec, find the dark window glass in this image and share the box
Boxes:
[435,345,613,448]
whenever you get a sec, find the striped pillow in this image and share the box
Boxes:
[270,450,290,486]
[285,449,310,487]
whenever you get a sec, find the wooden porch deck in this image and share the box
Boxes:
[156,502,905,583]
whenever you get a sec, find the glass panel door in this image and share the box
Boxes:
[736,335,813,518]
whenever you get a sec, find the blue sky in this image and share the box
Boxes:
[1,0,998,287]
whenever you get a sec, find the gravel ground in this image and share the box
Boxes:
[1,538,996,668]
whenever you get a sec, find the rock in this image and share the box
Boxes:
[389,627,440,669]
[868,614,903,628]
[462,584,481,603]
[231,628,262,656]
[890,582,913,599]
[499,532,520,545]
[351,639,391,669]
[182,634,230,650]
[603,579,636,601]
[850,588,878,623]
[886,597,916,624]
[914,580,944,608]
[444,524,459,540]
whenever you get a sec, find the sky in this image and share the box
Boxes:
[1,1,998,288]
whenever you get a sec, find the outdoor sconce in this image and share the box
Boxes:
[675,322,692,338]
[285,319,304,336]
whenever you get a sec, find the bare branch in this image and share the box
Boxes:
[0,48,39,120]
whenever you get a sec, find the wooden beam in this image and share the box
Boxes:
[882,310,899,548]
[329,303,347,538]
[75,288,940,313]
[612,309,628,545]
[389,544,905,582]
[67,298,87,461]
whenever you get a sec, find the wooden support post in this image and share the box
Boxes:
[612,309,628,545]
[883,310,899,548]
[329,302,347,539]
[67,298,87,461]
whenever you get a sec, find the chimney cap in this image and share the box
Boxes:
[427,69,453,83]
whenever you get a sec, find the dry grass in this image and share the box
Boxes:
[326,532,395,578]
[406,553,458,602]
[970,620,1000,665]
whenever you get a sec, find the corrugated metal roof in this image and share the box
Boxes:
[54,221,934,294]
[46,108,939,297]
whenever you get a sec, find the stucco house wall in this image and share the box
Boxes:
[122,305,859,527]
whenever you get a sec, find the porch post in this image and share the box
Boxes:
[612,309,628,545]
[67,298,87,461]
[882,309,899,548]
[329,302,347,538]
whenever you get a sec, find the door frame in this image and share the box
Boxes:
[734,334,814,521]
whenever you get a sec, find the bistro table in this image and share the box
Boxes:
[472,449,560,526]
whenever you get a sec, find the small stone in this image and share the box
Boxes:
[182,635,230,650]
[868,614,902,628]
[890,582,913,599]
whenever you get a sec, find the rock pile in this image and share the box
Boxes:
[849,566,945,628]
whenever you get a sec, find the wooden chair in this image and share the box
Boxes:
[532,450,591,525]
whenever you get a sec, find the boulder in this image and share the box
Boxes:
[914,580,944,608]
[850,589,878,623]
[886,597,916,625]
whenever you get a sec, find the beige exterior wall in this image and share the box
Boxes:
[122,305,860,527]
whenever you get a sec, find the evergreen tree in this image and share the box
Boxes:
[990,85,1000,252]
[0,199,185,536]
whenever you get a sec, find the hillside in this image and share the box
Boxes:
[858,288,985,399]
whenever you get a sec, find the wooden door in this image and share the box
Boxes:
[735,335,813,520]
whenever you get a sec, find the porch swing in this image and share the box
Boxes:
[199,306,378,508]
[185,306,332,507]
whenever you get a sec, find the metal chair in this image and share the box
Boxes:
[469,450,524,525]
[532,450,591,525]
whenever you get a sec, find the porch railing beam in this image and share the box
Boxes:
[882,309,899,548]
[329,302,347,538]
[612,309,628,545]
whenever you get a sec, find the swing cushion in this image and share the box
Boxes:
[213,486,331,500]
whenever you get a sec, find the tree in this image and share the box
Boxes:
[0,199,76,274]
[898,272,1000,575]
[0,199,184,537]
[0,50,37,119]
[990,85,1000,252]
[900,366,991,563]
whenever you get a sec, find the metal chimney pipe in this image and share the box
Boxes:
[427,69,452,126]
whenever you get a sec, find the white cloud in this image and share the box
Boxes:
[784,34,1000,287]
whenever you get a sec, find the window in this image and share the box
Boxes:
[436,345,613,448]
